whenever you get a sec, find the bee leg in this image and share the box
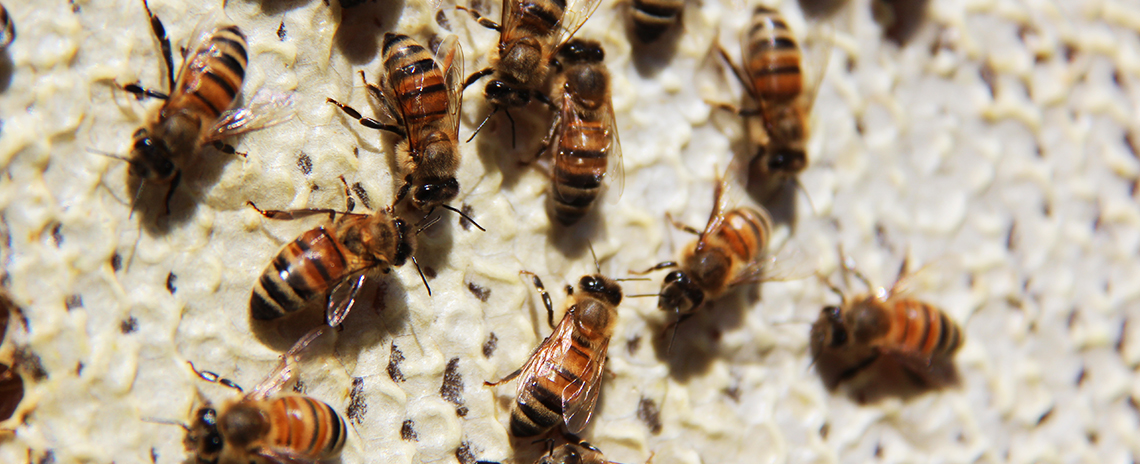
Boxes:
[455,6,502,32]
[715,43,756,99]
[504,109,518,149]
[630,261,678,275]
[525,112,560,165]
[120,82,168,101]
[326,98,406,137]
[395,175,413,204]
[210,140,246,158]
[245,201,356,221]
[484,366,523,386]
[665,212,700,235]
[520,270,555,329]
[186,360,244,393]
[462,67,494,91]
[535,92,558,111]
[141,0,175,91]
[162,170,181,216]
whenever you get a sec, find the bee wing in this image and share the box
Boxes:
[257,447,324,464]
[698,176,732,241]
[600,98,624,204]
[245,326,327,401]
[562,336,608,434]
[326,274,368,328]
[798,22,834,116]
[203,88,296,143]
[436,34,465,142]
[549,0,605,55]
[512,315,576,402]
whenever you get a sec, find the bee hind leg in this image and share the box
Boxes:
[210,140,246,158]
[120,82,168,101]
[455,6,502,32]
[520,270,555,329]
[665,212,700,235]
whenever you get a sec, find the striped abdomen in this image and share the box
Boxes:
[707,207,771,265]
[630,0,683,42]
[0,4,14,48]
[744,6,802,102]
[883,299,963,360]
[551,119,609,225]
[166,25,247,124]
[267,396,347,459]
[510,320,602,436]
[509,0,567,43]
[250,227,350,320]
[382,34,449,145]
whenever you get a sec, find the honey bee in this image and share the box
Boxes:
[718,6,824,200]
[810,256,964,403]
[486,270,622,437]
[537,39,623,226]
[628,0,683,43]
[183,328,348,463]
[327,33,479,224]
[119,0,293,213]
[247,179,426,327]
[0,292,22,423]
[0,3,14,49]
[457,0,604,143]
[479,438,624,464]
[634,180,773,320]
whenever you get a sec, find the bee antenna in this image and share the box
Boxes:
[614,277,652,282]
[140,416,190,431]
[86,147,133,164]
[625,293,661,298]
[666,309,681,355]
[440,204,484,231]
[467,107,498,143]
[791,177,817,216]
[187,360,244,393]
[410,255,432,296]
[587,242,600,273]
[415,213,442,235]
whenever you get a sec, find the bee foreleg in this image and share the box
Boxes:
[525,113,560,166]
[162,170,181,216]
[716,43,756,98]
[245,201,356,221]
[630,261,678,275]
[455,6,502,32]
[520,270,555,329]
[140,0,174,91]
[327,98,406,137]
[120,82,168,101]
[462,67,494,91]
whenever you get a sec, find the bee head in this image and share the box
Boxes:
[129,129,177,182]
[186,406,225,461]
[217,403,270,449]
[412,177,459,211]
[392,217,414,267]
[557,39,605,64]
[484,79,531,108]
[766,146,807,174]
[578,274,623,306]
[659,270,704,315]
[810,305,848,357]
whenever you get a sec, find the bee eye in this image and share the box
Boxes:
[204,432,224,453]
[768,153,788,170]
[830,326,847,347]
[664,270,685,284]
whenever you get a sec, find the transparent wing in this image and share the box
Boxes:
[246,326,328,401]
[600,99,624,204]
[437,34,465,142]
[798,21,834,117]
[549,0,605,54]
[551,94,624,206]
[884,347,961,389]
[699,177,731,240]
[326,274,367,328]
[562,336,608,433]
[204,88,296,143]
[166,15,223,101]
[513,316,576,402]
[499,0,526,46]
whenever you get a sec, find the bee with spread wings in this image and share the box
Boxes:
[486,271,623,437]
[458,0,604,144]
[120,0,293,214]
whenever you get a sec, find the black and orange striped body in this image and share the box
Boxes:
[504,274,621,437]
[874,298,963,362]
[630,0,682,43]
[250,212,410,321]
[0,3,14,49]
[262,396,348,459]
[661,206,771,315]
[549,40,616,226]
[744,6,802,103]
[251,227,352,321]
[496,0,568,91]
[810,295,964,401]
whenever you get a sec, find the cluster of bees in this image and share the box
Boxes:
[0,0,963,462]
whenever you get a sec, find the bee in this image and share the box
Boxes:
[0,3,14,49]
[0,292,23,423]
[478,438,624,464]
[536,39,622,226]
[119,0,293,213]
[486,270,623,437]
[247,179,426,327]
[628,0,683,43]
[457,0,604,143]
[183,328,348,463]
[810,256,964,403]
[634,180,772,320]
[327,33,480,224]
[718,6,823,199]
